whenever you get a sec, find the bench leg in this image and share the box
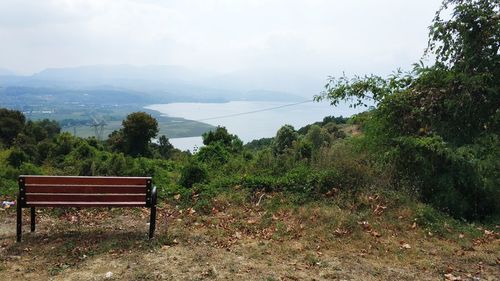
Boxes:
[16,203,22,242]
[30,207,36,232]
[149,205,156,239]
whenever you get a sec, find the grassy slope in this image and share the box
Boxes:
[29,105,215,139]
[0,190,498,280]
[61,117,213,139]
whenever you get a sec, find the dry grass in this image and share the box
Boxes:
[0,192,498,280]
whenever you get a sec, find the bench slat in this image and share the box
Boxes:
[25,185,147,194]
[25,202,146,207]
[17,175,157,242]
[22,176,149,186]
[25,194,146,203]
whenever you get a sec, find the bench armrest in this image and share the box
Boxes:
[151,185,157,207]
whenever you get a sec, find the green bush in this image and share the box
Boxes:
[196,142,230,165]
[240,174,276,192]
[7,149,28,168]
[179,161,208,188]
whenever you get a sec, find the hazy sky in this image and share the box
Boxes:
[1,0,441,79]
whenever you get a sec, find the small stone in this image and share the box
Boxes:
[105,271,113,279]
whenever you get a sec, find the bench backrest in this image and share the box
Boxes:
[18,176,153,207]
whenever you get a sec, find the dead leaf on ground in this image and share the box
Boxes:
[444,273,461,280]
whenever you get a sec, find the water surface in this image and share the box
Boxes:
[146,101,364,151]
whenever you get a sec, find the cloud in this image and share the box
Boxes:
[0,0,99,27]
[0,0,441,89]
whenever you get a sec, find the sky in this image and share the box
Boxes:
[0,0,441,93]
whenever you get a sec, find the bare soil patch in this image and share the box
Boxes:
[0,204,498,280]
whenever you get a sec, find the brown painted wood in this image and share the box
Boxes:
[25,202,146,207]
[25,194,146,202]
[22,176,150,186]
[25,185,146,194]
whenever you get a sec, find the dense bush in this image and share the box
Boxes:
[0,0,497,224]
[179,161,208,188]
[315,0,499,220]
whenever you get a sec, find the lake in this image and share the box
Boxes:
[146,101,365,151]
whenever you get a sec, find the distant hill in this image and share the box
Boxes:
[32,65,200,84]
[0,65,306,105]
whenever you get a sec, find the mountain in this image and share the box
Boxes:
[32,65,203,84]
[0,65,306,104]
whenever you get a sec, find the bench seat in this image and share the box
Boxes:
[16,175,157,242]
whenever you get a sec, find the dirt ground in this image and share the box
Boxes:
[0,206,498,281]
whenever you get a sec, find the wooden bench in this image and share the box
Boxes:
[16,175,157,242]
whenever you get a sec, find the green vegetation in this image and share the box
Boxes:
[1,100,214,139]
[109,112,159,156]
[315,0,499,221]
[0,0,497,230]
[0,2,498,279]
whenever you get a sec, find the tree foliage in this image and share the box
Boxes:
[315,0,499,220]
[116,112,159,156]
[0,108,26,147]
[272,125,298,155]
[202,126,243,154]
[157,135,175,159]
[427,0,499,74]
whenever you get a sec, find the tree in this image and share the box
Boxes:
[202,126,243,153]
[179,161,207,188]
[0,108,25,147]
[107,129,126,153]
[121,112,159,156]
[23,119,61,143]
[203,126,233,146]
[272,125,298,155]
[158,135,175,159]
[427,0,499,74]
[306,125,330,151]
[7,149,28,168]
[197,142,230,164]
[315,0,499,220]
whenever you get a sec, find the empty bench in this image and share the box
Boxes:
[16,175,157,242]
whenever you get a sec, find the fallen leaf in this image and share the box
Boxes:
[401,243,411,249]
[444,273,461,280]
[373,204,387,216]
[334,228,349,236]
[358,221,372,231]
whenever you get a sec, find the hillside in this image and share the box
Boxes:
[0,110,498,280]
[0,1,498,280]
[0,191,498,280]
[0,65,305,104]
[0,64,304,139]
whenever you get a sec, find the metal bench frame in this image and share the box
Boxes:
[16,175,157,242]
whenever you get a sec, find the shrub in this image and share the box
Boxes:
[196,142,230,165]
[179,161,208,188]
[7,149,28,168]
